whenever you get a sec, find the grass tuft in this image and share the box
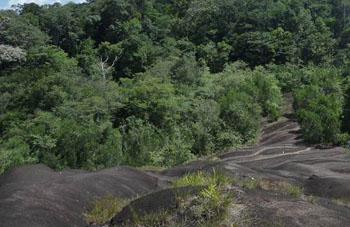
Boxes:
[307,195,316,204]
[280,184,304,197]
[83,195,129,224]
[233,176,261,190]
[171,168,232,188]
[332,197,350,207]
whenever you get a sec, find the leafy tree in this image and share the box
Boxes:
[197,41,233,73]
[2,0,350,173]
[0,13,48,49]
[293,66,344,144]
[296,91,343,143]
[0,45,26,69]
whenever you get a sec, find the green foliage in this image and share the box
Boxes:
[2,0,350,173]
[171,169,232,188]
[331,197,350,207]
[293,67,344,144]
[172,171,214,188]
[170,170,234,226]
[6,111,123,170]
[216,64,282,144]
[296,97,342,144]
[0,137,36,173]
[188,184,232,224]
[197,41,233,73]
[131,209,170,227]
[0,13,48,49]
[234,176,262,190]
[245,69,283,119]
[281,184,304,197]
[120,117,162,167]
[235,31,276,66]
[83,195,129,224]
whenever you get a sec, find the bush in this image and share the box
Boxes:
[148,126,195,167]
[245,69,283,120]
[0,137,36,174]
[2,111,124,171]
[291,66,346,145]
[120,117,162,167]
[295,88,343,144]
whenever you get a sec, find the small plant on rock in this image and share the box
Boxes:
[182,184,232,225]
[171,168,232,188]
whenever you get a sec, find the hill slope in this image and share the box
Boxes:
[0,94,350,227]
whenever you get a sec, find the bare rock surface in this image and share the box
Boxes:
[1,93,350,227]
[0,166,160,227]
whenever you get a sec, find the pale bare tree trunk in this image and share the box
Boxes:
[98,56,118,83]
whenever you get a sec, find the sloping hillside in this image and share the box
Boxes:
[1,94,350,227]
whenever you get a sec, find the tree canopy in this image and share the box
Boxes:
[1,0,350,173]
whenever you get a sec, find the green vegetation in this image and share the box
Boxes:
[332,197,350,207]
[280,184,304,197]
[130,209,170,226]
[148,171,235,226]
[179,184,232,226]
[1,0,350,173]
[307,195,316,204]
[83,170,308,225]
[172,170,305,197]
[290,66,348,144]
[83,195,129,223]
[171,169,232,188]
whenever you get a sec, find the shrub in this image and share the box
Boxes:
[0,137,36,174]
[120,117,162,167]
[189,184,231,223]
[148,126,195,167]
[292,66,345,144]
[295,91,343,144]
[245,69,283,120]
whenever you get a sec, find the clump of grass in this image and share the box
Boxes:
[258,179,304,197]
[83,195,129,224]
[171,168,232,188]
[130,209,170,226]
[197,185,230,218]
[280,184,304,197]
[208,156,221,162]
[307,195,315,204]
[233,176,261,190]
[332,197,350,207]
[179,184,233,226]
[173,171,304,198]
[170,169,236,226]
[172,171,212,187]
[127,184,233,226]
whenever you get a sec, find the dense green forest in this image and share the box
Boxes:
[1,0,350,173]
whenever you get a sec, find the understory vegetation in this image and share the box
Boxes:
[83,169,307,226]
[332,197,350,207]
[1,0,350,173]
[83,195,130,223]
